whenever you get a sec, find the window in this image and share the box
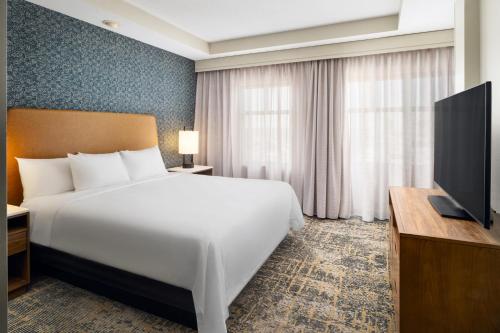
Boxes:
[237,84,292,179]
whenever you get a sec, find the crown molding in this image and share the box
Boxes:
[209,15,399,55]
[196,29,454,72]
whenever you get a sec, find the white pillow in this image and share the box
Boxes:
[68,152,130,191]
[120,146,167,181]
[16,157,74,200]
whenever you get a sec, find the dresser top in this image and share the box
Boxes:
[389,187,500,248]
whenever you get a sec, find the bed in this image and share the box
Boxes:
[7,108,304,333]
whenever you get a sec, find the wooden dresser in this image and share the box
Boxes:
[389,187,500,333]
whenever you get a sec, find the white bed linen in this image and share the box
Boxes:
[23,173,303,333]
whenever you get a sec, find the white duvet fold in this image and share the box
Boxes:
[23,174,304,333]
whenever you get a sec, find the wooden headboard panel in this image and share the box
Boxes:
[7,108,159,205]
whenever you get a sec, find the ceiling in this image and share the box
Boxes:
[124,0,401,42]
[27,0,454,60]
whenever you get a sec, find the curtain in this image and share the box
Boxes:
[195,61,349,218]
[344,48,454,220]
[195,64,294,180]
[297,60,351,219]
[194,47,454,221]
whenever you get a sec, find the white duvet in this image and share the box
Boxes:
[23,173,304,333]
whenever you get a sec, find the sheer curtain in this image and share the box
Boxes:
[195,61,349,218]
[343,47,454,220]
[195,65,295,180]
[195,47,454,221]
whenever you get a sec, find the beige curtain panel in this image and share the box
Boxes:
[194,47,454,221]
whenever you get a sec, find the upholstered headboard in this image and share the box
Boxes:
[7,108,159,205]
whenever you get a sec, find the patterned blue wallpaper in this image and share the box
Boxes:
[7,0,196,166]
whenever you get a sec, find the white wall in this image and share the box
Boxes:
[480,0,500,212]
[455,0,499,213]
[454,0,480,92]
[454,0,465,90]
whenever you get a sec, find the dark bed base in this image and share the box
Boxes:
[31,243,198,330]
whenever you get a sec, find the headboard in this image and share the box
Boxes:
[7,108,159,205]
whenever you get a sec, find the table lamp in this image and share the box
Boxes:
[179,128,199,168]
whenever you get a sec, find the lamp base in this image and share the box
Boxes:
[182,154,194,168]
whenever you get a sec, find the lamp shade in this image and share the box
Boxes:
[179,130,199,154]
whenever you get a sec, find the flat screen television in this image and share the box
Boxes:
[431,82,492,229]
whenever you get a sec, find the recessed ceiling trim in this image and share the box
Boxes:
[196,29,454,72]
[209,15,400,55]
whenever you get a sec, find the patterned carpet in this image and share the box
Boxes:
[9,217,394,333]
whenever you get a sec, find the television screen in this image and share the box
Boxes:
[433,82,491,228]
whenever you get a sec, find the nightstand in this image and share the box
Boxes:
[7,204,30,299]
[167,165,213,176]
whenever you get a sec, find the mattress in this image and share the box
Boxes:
[22,173,304,332]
